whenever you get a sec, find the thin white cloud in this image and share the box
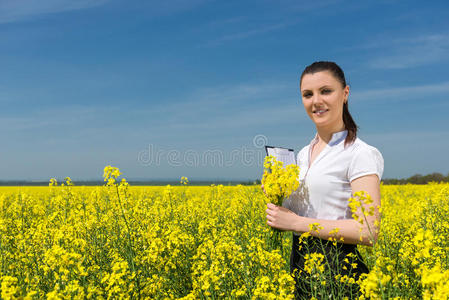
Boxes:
[364,33,449,69]
[0,106,99,131]
[279,0,344,12]
[164,103,305,131]
[1,81,298,133]
[202,22,291,47]
[205,16,247,28]
[351,81,449,102]
[200,0,346,47]
[135,81,305,133]
[135,0,209,17]
[190,82,291,104]
[131,81,293,117]
[0,80,307,156]
[0,0,110,24]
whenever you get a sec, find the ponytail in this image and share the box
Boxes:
[342,102,358,147]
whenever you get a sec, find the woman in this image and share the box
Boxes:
[264,61,384,298]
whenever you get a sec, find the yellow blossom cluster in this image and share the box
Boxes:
[0,174,448,298]
[357,183,449,299]
[103,165,122,186]
[304,252,325,275]
[180,176,189,185]
[0,167,295,298]
[261,155,300,206]
[49,178,57,187]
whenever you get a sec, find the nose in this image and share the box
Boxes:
[311,92,323,106]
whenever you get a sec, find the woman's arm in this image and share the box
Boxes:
[266,174,381,246]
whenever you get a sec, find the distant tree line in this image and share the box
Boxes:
[382,172,449,185]
[1,174,448,186]
[0,179,261,187]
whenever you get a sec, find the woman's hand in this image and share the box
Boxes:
[265,203,299,232]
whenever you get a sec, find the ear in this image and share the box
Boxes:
[344,85,350,102]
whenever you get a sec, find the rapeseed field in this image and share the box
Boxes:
[0,168,448,299]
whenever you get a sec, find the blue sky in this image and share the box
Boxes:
[1,0,448,181]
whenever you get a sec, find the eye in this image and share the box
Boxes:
[303,92,312,98]
[322,89,332,94]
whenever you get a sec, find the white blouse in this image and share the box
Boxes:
[283,130,384,235]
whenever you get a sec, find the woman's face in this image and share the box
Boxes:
[300,70,349,130]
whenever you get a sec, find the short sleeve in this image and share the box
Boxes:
[348,146,384,182]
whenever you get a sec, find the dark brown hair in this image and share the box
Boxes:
[300,61,358,147]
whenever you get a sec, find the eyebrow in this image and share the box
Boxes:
[301,85,333,93]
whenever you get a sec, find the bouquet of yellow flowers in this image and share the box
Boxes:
[261,155,300,249]
[262,155,300,205]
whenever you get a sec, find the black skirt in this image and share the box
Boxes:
[290,233,369,299]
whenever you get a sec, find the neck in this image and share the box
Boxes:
[315,121,346,144]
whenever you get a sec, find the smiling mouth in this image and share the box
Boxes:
[313,109,329,116]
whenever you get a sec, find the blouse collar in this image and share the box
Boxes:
[310,130,348,147]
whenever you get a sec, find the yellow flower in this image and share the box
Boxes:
[1,276,18,299]
[261,155,300,206]
[64,177,74,186]
[304,253,325,274]
[309,222,323,233]
[103,165,122,186]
